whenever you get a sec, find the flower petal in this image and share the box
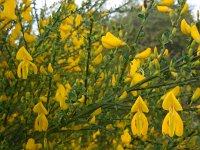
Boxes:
[191,25,200,43]
[131,96,149,113]
[141,113,148,135]
[101,32,126,49]
[162,92,182,111]
[174,111,183,136]
[131,114,137,136]
[135,48,151,59]
[162,112,170,135]
[16,46,33,61]
[17,61,23,78]
[181,19,191,35]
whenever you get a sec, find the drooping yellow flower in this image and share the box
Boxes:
[121,129,131,145]
[180,3,189,15]
[91,53,102,66]
[55,83,71,110]
[16,47,38,79]
[131,111,148,137]
[101,32,126,49]
[135,48,151,59]
[181,19,191,35]
[26,138,42,150]
[1,0,17,20]
[34,113,48,132]
[162,109,183,137]
[131,96,149,136]
[158,0,174,6]
[157,6,171,13]
[191,24,200,43]
[162,92,183,137]
[33,102,48,132]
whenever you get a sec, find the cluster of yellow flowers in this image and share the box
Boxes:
[181,19,200,44]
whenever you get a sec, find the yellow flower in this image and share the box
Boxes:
[181,19,191,35]
[39,65,47,75]
[92,53,102,66]
[162,109,183,137]
[158,0,174,6]
[1,0,17,20]
[119,91,128,101]
[24,32,35,43]
[157,6,171,13]
[121,129,131,144]
[130,73,147,87]
[26,138,42,150]
[135,48,151,59]
[17,60,37,79]
[92,107,102,117]
[197,45,200,56]
[55,83,71,110]
[16,47,38,79]
[34,113,48,132]
[63,16,73,25]
[163,48,169,57]
[33,102,48,115]
[93,130,100,139]
[191,87,200,101]
[131,96,149,136]
[162,92,183,137]
[47,63,53,73]
[78,95,85,103]
[92,45,103,56]
[191,24,200,43]
[101,32,126,49]
[162,92,183,111]
[129,59,140,77]
[180,3,189,15]
[22,7,32,22]
[131,111,148,136]
[117,145,124,150]
[111,74,116,86]
[89,116,95,124]
[75,14,83,27]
